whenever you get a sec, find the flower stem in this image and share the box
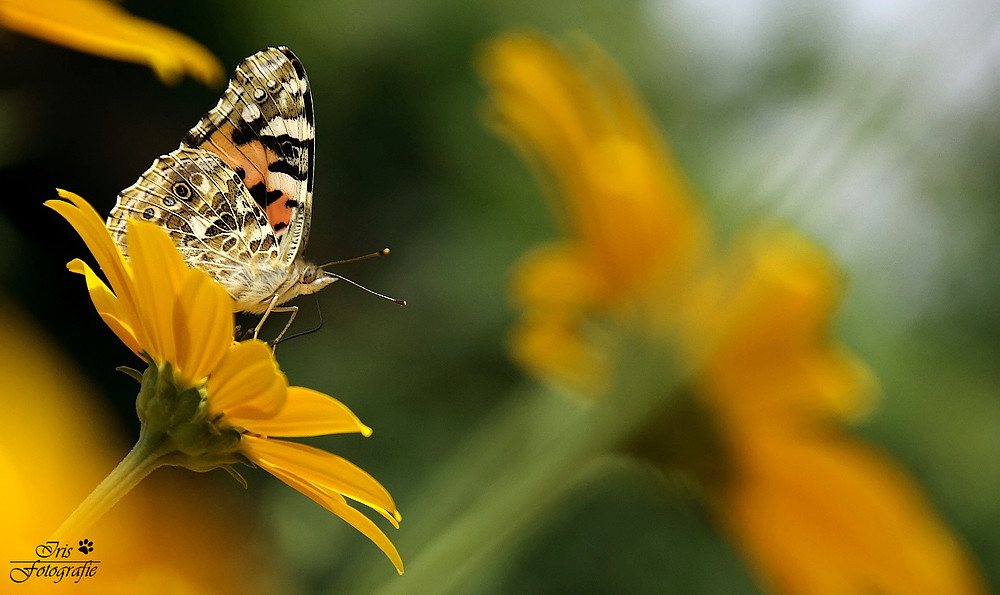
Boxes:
[360,333,687,594]
[51,427,172,541]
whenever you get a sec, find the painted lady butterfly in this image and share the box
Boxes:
[107,47,334,328]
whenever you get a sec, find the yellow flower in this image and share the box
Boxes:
[0,0,222,86]
[46,190,402,574]
[482,31,985,594]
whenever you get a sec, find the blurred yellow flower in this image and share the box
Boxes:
[0,300,262,594]
[46,191,403,574]
[482,31,985,595]
[0,0,223,86]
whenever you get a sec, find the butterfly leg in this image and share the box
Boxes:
[269,305,299,348]
[251,296,301,348]
[253,296,281,340]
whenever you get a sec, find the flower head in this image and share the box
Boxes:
[0,0,223,85]
[483,31,985,594]
[47,190,402,573]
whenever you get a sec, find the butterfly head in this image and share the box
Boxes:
[271,254,405,308]
[292,262,339,298]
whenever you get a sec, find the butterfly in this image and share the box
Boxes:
[107,47,336,337]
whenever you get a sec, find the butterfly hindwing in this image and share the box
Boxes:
[180,46,314,267]
[108,148,281,290]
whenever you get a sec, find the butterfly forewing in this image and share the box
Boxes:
[180,46,314,267]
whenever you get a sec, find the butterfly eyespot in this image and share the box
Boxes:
[189,173,205,188]
[142,208,155,219]
[253,87,267,103]
[172,182,192,199]
[162,196,177,207]
[266,78,279,90]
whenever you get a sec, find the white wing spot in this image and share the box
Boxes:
[242,103,262,122]
[259,116,310,140]
[192,217,211,239]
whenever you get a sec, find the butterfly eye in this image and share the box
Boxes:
[172,182,192,199]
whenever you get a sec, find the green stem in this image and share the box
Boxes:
[51,427,172,541]
[359,334,686,594]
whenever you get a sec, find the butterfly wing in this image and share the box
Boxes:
[107,147,282,304]
[180,46,314,268]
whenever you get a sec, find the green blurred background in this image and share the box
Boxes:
[1,0,998,592]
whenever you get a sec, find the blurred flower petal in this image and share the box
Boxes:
[718,423,986,595]
[481,32,707,303]
[0,0,223,85]
[510,316,608,395]
[694,229,877,423]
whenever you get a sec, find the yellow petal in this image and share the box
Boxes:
[697,229,876,423]
[480,32,607,216]
[241,436,398,524]
[0,0,223,86]
[125,219,187,364]
[230,386,371,438]
[67,258,140,353]
[173,268,234,383]
[46,191,138,325]
[510,316,608,397]
[208,341,286,418]
[253,452,403,574]
[482,33,708,306]
[718,424,986,595]
[509,243,598,314]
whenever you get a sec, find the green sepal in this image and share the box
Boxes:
[132,358,247,476]
[115,366,144,383]
[221,465,249,489]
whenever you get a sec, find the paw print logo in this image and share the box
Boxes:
[77,539,94,555]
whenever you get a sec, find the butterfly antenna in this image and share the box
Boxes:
[327,272,406,306]
[321,248,392,268]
